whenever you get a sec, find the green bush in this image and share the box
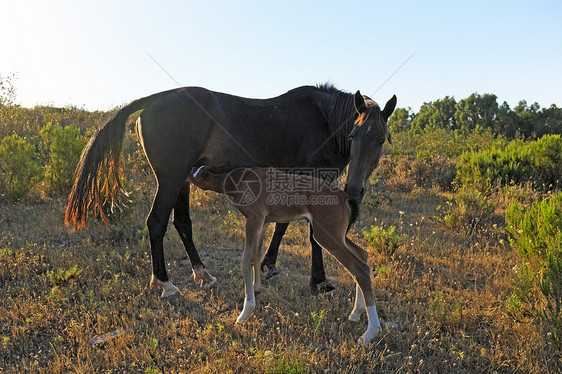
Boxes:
[456,134,562,192]
[506,193,562,345]
[362,225,407,257]
[40,122,86,195]
[0,134,43,199]
[441,187,495,235]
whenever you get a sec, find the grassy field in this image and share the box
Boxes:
[1,157,560,374]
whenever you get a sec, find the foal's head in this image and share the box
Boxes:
[189,166,226,193]
[344,92,396,202]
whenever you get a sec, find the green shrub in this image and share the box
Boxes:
[40,122,86,195]
[456,134,562,193]
[441,187,495,235]
[363,225,407,257]
[506,193,562,345]
[0,134,43,199]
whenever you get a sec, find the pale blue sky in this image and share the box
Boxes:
[2,1,561,111]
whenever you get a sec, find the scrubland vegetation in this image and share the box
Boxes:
[1,78,561,372]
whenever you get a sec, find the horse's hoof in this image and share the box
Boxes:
[161,287,179,299]
[348,309,364,322]
[193,268,217,288]
[262,264,280,282]
[160,282,179,298]
[310,280,336,296]
[198,275,217,288]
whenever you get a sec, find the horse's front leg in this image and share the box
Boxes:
[260,222,289,281]
[174,182,216,287]
[237,216,265,323]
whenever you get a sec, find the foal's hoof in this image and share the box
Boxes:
[348,308,365,322]
[193,268,217,288]
[310,280,336,296]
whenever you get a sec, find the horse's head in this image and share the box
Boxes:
[344,92,396,202]
[189,166,223,192]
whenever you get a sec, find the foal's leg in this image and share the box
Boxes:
[237,216,266,323]
[173,182,216,287]
[346,238,369,321]
[312,226,381,345]
[253,223,268,295]
[147,180,183,298]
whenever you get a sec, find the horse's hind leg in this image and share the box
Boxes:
[173,182,216,287]
[147,181,183,298]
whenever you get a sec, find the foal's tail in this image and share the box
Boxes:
[346,198,360,233]
[65,95,155,229]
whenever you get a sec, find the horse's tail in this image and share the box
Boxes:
[65,95,154,229]
[346,197,360,233]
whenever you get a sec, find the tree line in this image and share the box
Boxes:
[389,93,562,138]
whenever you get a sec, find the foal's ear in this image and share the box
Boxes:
[383,95,397,119]
[354,91,367,114]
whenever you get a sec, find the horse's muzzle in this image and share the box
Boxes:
[344,185,364,203]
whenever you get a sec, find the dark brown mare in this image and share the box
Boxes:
[65,84,396,298]
[189,166,380,345]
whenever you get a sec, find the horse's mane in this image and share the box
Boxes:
[316,83,357,155]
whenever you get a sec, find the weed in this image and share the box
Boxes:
[363,225,407,257]
[441,188,494,235]
[0,247,14,260]
[428,292,463,325]
[266,353,308,374]
[46,265,83,286]
[311,309,326,333]
[136,225,149,248]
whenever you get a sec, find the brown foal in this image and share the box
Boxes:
[189,166,382,345]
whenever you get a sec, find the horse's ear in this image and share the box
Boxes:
[354,91,367,114]
[383,95,397,119]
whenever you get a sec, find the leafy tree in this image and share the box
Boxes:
[514,100,541,138]
[410,101,435,133]
[0,73,16,107]
[430,96,457,129]
[454,93,498,132]
[494,101,520,138]
[388,107,413,132]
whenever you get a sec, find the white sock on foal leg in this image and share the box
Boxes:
[359,305,382,345]
[348,284,366,322]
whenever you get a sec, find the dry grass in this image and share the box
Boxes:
[1,172,561,373]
